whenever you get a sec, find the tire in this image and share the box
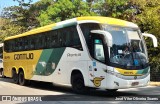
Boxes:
[1,70,6,78]
[12,70,19,84]
[0,68,2,75]
[18,71,28,86]
[71,74,87,94]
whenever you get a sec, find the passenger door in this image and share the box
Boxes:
[88,33,106,88]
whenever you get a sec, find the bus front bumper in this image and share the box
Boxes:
[105,73,150,89]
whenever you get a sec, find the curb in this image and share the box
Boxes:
[149,82,160,86]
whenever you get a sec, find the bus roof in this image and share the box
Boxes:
[5,16,138,41]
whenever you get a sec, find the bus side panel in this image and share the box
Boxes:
[52,47,90,86]
[25,50,42,79]
[3,50,43,79]
[30,47,89,85]
[3,52,15,77]
[30,48,66,82]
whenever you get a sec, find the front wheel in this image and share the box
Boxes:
[71,74,87,94]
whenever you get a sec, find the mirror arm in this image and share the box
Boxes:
[91,30,112,47]
[142,33,158,47]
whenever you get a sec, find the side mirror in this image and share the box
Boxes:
[91,30,113,47]
[142,33,158,47]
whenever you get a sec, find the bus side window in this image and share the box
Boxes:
[59,29,63,47]
[8,40,15,52]
[19,38,23,51]
[72,27,82,50]
[65,26,82,50]
[73,29,81,49]
[37,35,41,49]
[7,41,11,52]
[4,41,8,52]
[46,31,52,48]
[61,28,67,47]
[58,29,64,47]
[79,23,101,51]
[65,28,72,47]
[37,34,45,49]
[29,36,35,50]
[51,30,58,48]
[24,37,29,50]
[42,34,46,48]
[15,39,19,51]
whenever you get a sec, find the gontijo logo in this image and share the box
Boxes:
[14,53,34,60]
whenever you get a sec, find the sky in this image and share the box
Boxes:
[0,0,39,13]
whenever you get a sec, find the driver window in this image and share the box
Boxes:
[94,39,105,62]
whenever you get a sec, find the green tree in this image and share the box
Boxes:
[0,0,33,43]
[28,0,54,27]
[92,0,140,21]
[1,0,33,31]
[0,18,24,42]
[135,0,160,80]
[38,0,97,26]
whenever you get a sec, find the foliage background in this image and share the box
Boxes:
[0,0,159,81]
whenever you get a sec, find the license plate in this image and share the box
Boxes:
[131,82,139,86]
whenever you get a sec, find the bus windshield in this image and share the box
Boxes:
[103,25,148,69]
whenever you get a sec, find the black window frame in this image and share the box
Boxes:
[4,25,83,52]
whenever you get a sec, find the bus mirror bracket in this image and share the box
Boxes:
[142,33,158,47]
[91,30,113,47]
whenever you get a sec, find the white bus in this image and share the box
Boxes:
[3,16,157,93]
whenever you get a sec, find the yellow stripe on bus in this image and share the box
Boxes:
[77,16,138,28]
[115,68,142,76]
[77,16,126,26]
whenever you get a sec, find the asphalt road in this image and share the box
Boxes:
[0,77,160,104]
